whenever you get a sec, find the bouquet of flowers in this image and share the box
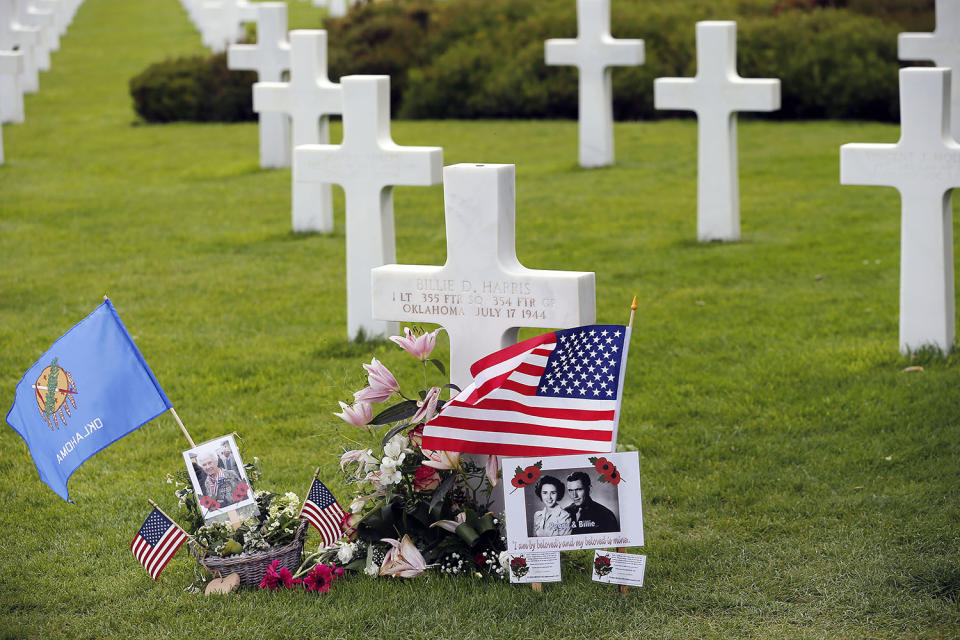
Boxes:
[323,326,509,579]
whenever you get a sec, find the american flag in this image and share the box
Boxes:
[130,508,188,580]
[300,478,346,546]
[422,324,631,456]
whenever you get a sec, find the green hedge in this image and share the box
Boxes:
[328,0,908,121]
[129,53,257,123]
[129,0,927,123]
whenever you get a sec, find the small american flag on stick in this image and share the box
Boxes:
[300,474,346,546]
[130,506,188,580]
[422,324,631,456]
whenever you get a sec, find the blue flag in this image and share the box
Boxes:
[6,299,172,502]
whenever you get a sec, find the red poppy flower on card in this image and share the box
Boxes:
[594,457,614,475]
[606,469,621,485]
[522,465,541,484]
[232,482,249,502]
[510,475,527,488]
[199,495,221,510]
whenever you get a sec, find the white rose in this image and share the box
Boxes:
[499,551,511,570]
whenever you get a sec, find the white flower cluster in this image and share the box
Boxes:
[268,491,300,519]
[378,433,414,486]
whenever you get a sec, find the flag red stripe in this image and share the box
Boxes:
[468,331,556,377]
[447,397,616,422]
[419,436,598,457]
[497,379,538,396]
[425,415,613,442]
[514,362,546,377]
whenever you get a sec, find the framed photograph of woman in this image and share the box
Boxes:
[182,434,259,524]
[502,451,643,553]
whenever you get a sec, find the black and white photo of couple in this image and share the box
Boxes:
[527,470,620,537]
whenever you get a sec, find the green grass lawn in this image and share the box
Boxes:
[1,0,958,638]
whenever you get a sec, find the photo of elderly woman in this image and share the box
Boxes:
[531,475,573,537]
[183,434,259,524]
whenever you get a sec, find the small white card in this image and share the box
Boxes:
[507,551,562,584]
[591,550,646,587]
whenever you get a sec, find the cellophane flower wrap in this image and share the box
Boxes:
[324,327,508,579]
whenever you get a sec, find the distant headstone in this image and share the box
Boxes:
[13,0,55,71]
[200,0,249,53]
[0,50,23,163]
[841,68,958,354]
[654,21,780,242]
[254,30,342,232]
[327,0,357,19]
[372,164,597,388]
[545,0,644,168]
[899,0,960,140]
[0,50,24,124]
[295,75,443,339]
[227,2,291,169]
[0,1,40,93]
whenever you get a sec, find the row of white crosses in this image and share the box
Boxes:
[546,0,780,243]
[0,0,84,164]
[216,5,596,359]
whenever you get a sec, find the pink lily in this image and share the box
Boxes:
[390,326,441,361]
[339,449,378,472]
[353,358,400,403]
[379,535,426,578]
[333,401,372,427]
[429,511,467,533]
[421,449,461,471]
[485,454,499,487]
[411,386,441,424]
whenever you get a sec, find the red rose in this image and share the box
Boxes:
[341,512,362,541]
[408,423,425,448]
[594,457,614,475]
[413,465,441,492]
[510,557,526,567]
[522,465,541,484]
[606,469,621,485]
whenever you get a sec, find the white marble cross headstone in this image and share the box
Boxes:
[372,163,597,389]
[0,1,40,93]
[899,0,960,140]
[0,50,24,124]
[545,0,644,168]
[654,21,780,242]
[0,49,22,164]
[254,30,342,232]
[841,68,958,354]
[227,2,291,169]
[295,75,443,339]
[327,0,357,19]
[200,0,248,53]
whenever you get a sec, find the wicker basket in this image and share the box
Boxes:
[189,520,309,587]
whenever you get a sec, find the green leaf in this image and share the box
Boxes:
[428,358,446,375]
[380,422,411,447]
[443,383,462,394]
[370,400,420,425]
[514,466,524,476]
[534,460,543,469]
[588,456,598,464]
[454,523,480,547]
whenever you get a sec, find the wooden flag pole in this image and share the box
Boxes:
[168,407,196,448]
[617,296,638,595]
[300,467,321,516]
